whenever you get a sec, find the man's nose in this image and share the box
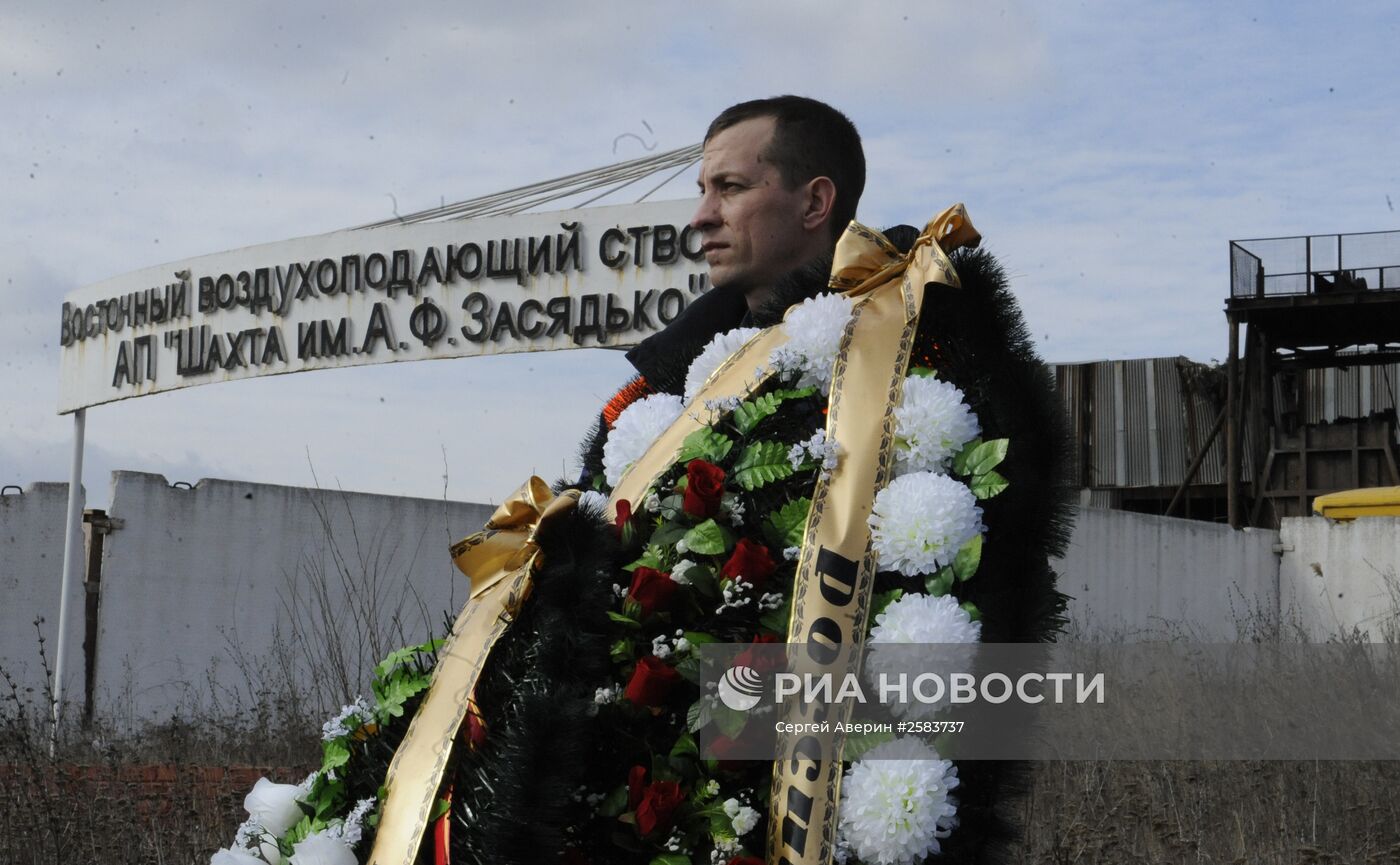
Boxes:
[690,192,720,231]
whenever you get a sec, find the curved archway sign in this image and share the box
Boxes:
[57,198,707,414]
[46,197,706,751]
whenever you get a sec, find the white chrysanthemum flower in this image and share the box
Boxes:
[894,375,980,476]
[602,393,684,487]
[866,593,982,718]
[837,738,960,865]
[770,293,853,393]
[685,327,761,401]
[869,472,982,577]
[871,592,982,645]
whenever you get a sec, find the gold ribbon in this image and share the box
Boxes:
[367,477,578,865]
[767,207,975,865]
[608,204,979,865]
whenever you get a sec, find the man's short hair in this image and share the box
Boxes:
[705,95,865,242]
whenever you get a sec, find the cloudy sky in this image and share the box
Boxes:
[3,0,1397,509]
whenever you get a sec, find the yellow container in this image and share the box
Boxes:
[1312,486,1400,520]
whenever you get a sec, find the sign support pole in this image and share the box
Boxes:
[51,408,85,756]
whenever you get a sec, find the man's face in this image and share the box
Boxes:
[691,116,817,295]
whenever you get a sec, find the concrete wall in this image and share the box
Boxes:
[1053,507,1281,640]
[0,482,85,706]
[15,478,1400,724]
[93,472,494,724]
[1279,516,1400,641]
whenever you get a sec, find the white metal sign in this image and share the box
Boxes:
[57,199,708,413]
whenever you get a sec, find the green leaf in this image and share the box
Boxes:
[676,428,734,465]
[960,601,982,622]
[309,777,345,822]
[759,593,793,635]
[686,698,715,733]
[682,631,720,646]
[597,784,629,817]
[733,441,795,491]
[669,732,699,760]
[607,610,642,630]
[733,392,783,435]
[683,519,734,556]
[951,438,983,476]
[925,568,955,597]
[952,534,983,581]
[649,855,692,865]
[964,438,1010,477]
[657,493,686,521]
[763,497,811,549]
[970,470,1009,500]
[907,366,936,379]
[429,797,451,821]
[624,545,666,573]
[321,737,351,772]
[713,703,748,739]
[685,563,719,598]
[650,520,688,551]
[373,645,420,681]
[610,638,634,664]
[675,656,703,683]
[736,387,820,435]
[870,588,904,622]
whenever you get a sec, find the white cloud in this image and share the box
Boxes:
[3,0,1398,506]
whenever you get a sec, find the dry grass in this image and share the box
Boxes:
[1015,761,1400,865]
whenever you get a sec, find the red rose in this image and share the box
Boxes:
[683,459,726,518]
[706,734,747,772]
[614,499,633,537]
[561,849,590,865]
[727,858,764,865]
[635,780,684,836]
[627,567,679,616]
[720,538,777,590]
[734,634,785,675]
[624,655,681,707]
[627,764,648,809]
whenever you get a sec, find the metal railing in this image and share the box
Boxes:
[1229,229,1400,299]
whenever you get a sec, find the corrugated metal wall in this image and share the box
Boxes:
[1049,356,1400,491]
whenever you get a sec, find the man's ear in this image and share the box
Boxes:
[800,176,837,233]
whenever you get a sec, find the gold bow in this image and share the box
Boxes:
[367,478,578,865]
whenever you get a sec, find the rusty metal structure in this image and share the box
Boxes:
[1224,230,1400,527]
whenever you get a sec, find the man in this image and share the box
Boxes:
[584,96,866,474]
[689,96,864,315]
[223,97,1063,865]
